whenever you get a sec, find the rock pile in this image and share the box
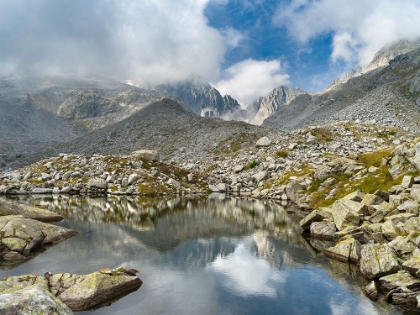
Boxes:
[0,151,205,196]
[300,173,420,308]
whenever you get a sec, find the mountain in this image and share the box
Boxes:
[326,39,420,91]
[63,98,273,163]
[249,86,306,125]
[263,46,420,131]
[155,76,242,118]
[0,75,176,168]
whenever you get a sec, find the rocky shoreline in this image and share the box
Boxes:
[2,121,420,312]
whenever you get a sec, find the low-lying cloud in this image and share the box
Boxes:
[0,0,225,84]
[214,59,290,106]
[274,0,420,67]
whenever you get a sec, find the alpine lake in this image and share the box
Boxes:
[0,194,413,315]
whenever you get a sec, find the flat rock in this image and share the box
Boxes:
[88,178,107,190]
[52,268,142,311]
[379,270,420,291]
[0,198,63,222]
[0,215,77,261]
[31,188,53,194]
[324,235,361,263]
[131,150,159,161]
[360,244,401,279]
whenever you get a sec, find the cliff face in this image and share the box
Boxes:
[250,86,305,125]
[155,77,241,117]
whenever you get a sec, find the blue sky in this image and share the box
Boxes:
[1,0,420,107]
[204,0,343,92]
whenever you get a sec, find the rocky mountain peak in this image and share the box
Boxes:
[155,76,241,118]
[326,39,420,91]
[250,86,306,125]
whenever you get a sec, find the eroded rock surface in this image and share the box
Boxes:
[0,215,77,261]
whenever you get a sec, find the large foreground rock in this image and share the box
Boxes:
[0,198,63,222]
[0,215,77,261]
[49,267,142,311]
[0,285,73,315]
[0,267,142,312]
[360,244,401,279]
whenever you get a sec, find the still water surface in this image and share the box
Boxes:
[0,195,405,315]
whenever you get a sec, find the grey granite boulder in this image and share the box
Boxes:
[360,244,400,279]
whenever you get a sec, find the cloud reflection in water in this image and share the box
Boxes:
[208,240,285,298]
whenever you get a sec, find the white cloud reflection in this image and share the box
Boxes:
[207,242,285,298]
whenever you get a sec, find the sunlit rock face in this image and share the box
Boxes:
[250,86,305,125]
[155,76,242,117]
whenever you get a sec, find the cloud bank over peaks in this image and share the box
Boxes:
[0,0,226,84]
[275,0,420,68]
[213,59,290,107]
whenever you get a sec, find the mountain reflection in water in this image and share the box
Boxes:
[0,195,403,315]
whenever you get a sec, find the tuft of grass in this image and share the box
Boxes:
[275,149,289,158]
[244,159,258,170]
[388,130,396,136]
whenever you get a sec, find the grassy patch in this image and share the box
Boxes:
[275,149,289,158]
[356,149,393,168]
[310,127,336,142]
[244,159,258,170]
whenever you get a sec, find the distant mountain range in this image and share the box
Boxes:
[1,39,420,169]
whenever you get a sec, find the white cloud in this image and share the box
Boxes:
[213,59,290,106]
[222,28,246,48]
[274,0,420,67]
[0,0,226,84]
[208,243,286,297]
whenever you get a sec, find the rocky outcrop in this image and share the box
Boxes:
[0,215,77,261]
[250,86,305,125]
[0,198,63,222]
[0,285,73,315]
[48,267,142,311]
[0,267,142,312]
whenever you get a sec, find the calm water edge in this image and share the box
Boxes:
[0,195,408,315]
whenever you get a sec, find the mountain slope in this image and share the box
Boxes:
[63,98,274,163]
[264,47,420,131]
